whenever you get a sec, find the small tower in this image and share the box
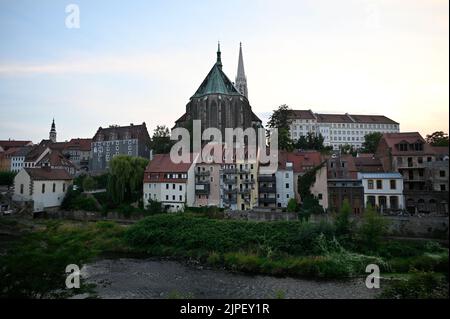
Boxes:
[49,118,57,143]
[235,42,248,98]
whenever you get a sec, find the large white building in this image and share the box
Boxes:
[289,110,399,150]
[13,167,73,212]
[357,172,404,212]
[143,154,196,212]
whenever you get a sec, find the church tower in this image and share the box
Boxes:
[235,42,248,98]
[174,43,261,140]
[49,118,57,143]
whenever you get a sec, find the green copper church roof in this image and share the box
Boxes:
[191,43,242,99]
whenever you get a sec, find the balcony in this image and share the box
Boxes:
[195,170,210,176]
[223,178,237,184]
[238,167,250,174]
[258,175,276,182]
[223,188,238,194]
[241,178,255,184]
[238,188,251,194]
[223,197,237,204]
[259,197,276,204]
[259,186,276,193]
[222,168,238,174]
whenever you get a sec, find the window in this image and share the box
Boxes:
[440,171,446,177]
[20,184,24,194]
[376,180,382,189]
[368,180,374,189]
[441,184,446,191]
[166,184,169,189]
[42,184,45,194]
[318,193,323,200]
[172,195,175,201]
[286,194,289,198]
[172,184,175,189]
[390,180,396,190]
[285,173,289,178]
[285,183,289,189]
[179,185,182,191]
[427,157,432,162]
[63,183,66,192]
[418,157,423,164]
[165,195,169,200]
[179,195,182,201]
[52,183,56,192]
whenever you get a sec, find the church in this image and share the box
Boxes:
[173,43,262,140]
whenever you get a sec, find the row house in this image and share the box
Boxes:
[143,153,196,212]
[289,110,399,150]
[357,172,404,212]
[0,140,33,153]
[10,147,33,172]
[376,132,449,215]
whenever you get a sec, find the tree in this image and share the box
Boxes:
[150,125,173,154]
[0,171,16,188]
[107,155,149,205]
[267,105,294,151]
[358,204,389,252]
[82,176,97,191]
[294,132,327,151]
[426,131,449,147]
[362,132,383,153]
[334,199,354,237]
[287,198,299,212]
[340,144,357,156]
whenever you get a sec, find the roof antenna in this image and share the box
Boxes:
[216,41,222,69]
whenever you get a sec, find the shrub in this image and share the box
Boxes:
[379,271,449,299]
[82,176,97,191]
[357,205,388,253]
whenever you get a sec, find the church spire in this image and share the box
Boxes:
[216,41,222,69]
[235,42,248,98]
[49,118,57,143]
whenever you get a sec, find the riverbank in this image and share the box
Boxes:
[0,215,448,298]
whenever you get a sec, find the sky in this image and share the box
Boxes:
[0,0,448,143]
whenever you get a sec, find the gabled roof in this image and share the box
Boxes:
[24,168,72,180]
[92,123,151,142]
[0,140,33,150]
[191,46,242,99]
[380,132,436,155]
[67,138,92,151]
[289,110,316,120]
[277,150,323,173]
[37,150,76,169]
[145,153,194,173]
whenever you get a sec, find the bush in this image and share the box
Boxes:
[357,205,388,253]
[82,176,97,191]
[125,214,336,256]
[379,271,449,299]
[0,171,17,187]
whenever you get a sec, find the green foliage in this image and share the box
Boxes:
[334,199,354,238]
[297,161,326,216]
[357,205,389,252]
[0,221,126,298]
[361,132,383,153]
[286,198,299,212]
[107,155,149,205]
[340,144,357,156]
[150,125,173,154]
[0,171,16,186]
[267,104,294,151]
[146,199,167,215]
[125,214,336,257]
[82,176,97,191]
[379,271,449,299]
[61,187,100,211]
[426,131,449,147]
[294,132,328,151]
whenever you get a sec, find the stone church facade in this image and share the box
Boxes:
[173,43,262,141]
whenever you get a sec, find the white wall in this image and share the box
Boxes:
[276,169,294,208]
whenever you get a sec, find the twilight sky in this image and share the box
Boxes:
[0,0,448,143]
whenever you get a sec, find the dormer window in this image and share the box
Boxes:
[398,143,408,151]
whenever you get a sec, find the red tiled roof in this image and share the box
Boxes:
[144,154,194,183]
[348,114,398,124]
[0,140,33,150]
[316,113,353,123]
[289,110,316,120]
[278,150,323,173]
[67,138,92,151]
[38,150,76,168]
[25,168,73,180]
[380,132,436,155]
[354,156,384,173]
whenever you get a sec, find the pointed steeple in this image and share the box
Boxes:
[49,118,57,143]
[216,41,222,69]
[235,42,248,98]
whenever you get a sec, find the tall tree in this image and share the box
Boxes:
[150,125,173,154]
[362,132,383,153]
[426,131,449,147]
[267,104,294,151]
[107,155,149,205]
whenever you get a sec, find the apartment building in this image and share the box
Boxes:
[289,109,399,150]
[143,154,196,212]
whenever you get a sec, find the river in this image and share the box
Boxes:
[79,258,381,299]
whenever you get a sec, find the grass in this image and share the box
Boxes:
[0,214,448,298]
